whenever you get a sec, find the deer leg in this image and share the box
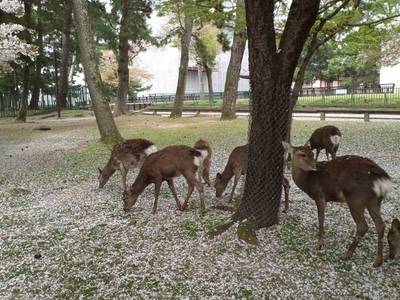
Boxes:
[316,198,326,250]
[182,182,195,211]
[152,178,162,214]
[343,202,368,260]
[229,169,242,202]
[202,165,211,187]
[166,178,183,211]
[367,203,385,267]
[120,167,128,191]
[388,241,397,260]
[282,177,290,213]
[184,172,205,215]
[325,149,330,161]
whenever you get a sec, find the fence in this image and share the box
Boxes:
[0,86,91,118]
[1,84,399,118]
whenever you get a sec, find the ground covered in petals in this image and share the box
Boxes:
[1,113,399,299]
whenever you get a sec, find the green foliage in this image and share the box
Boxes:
[193,25,221,68]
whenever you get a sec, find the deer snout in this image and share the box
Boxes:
[309,161,317,171]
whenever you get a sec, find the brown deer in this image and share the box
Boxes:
[282,141,393,267]
[307,125,341,160]
[123,145,205,214]
[98,139,157,191]
[214,144,290,212]
[193,139,212,186]
[387,218,400,260]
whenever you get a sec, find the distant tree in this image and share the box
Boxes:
[16,0,34,122]
[55,2,72,117]
[112,0,153,116]
[192,25,221,103]
[221,0,246,120]
[72,0,122,144]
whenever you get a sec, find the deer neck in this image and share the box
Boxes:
[221,166,234,184]
[291,166,314,194]
[130,171,148,195]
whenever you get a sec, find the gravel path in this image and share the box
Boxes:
[0,119,399,299]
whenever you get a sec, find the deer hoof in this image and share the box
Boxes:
[316,240,324,250]
[373,258,383,267]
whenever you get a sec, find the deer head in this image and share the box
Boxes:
[214,172,228,198]
[282,141,317,171]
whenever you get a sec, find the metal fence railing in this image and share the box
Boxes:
[1,84,399,117]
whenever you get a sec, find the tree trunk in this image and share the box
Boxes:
[29,0,43,110]
[114,0,129,116]
[56,5,72,117]
[205,65,214,103]
[286,32,320,142]
[170,13,193,118]
[221,0,246,120]
[16,66,30,122]
[16,0,33,122]
[233,0,320,228]
[72,0,122,144]
[197,66,204,99]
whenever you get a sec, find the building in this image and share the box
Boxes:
[134,44,250,96]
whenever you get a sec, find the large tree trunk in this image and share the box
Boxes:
[205,65,214,102]
[114,0,129,116]
[233,0,320,228]
[170,14,193,118]
[56,5,72,117]
[29,0,43,110]
[221,0,246,120]
[16,0,33,122]
[72,0,122,144]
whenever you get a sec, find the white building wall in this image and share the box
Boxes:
[380,64,400,88]
[135,42,250,95]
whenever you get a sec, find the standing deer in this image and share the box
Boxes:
[215,144,290,212]
[387,218,400,260]
[193,139,212,186]
[98,139,157,191]
[307,125,341,160]
[282,141,393,267]
[123,145,205,214]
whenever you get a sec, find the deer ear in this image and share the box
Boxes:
[282,141,293,155]
[98,167,102,174]
[393,218,400,230]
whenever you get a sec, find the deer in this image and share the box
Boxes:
[282,141,393,267]
[123,145,206,214]
[387,218,400,260]
[193,139,212,186]
[307,125,342,160]
[98,139,157,191]
[214,144,290,212]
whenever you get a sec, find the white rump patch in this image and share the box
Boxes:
[330,135,341,145]
[196,149,209,159]
[194,156,201,167]
[144,145,157,156]
[373,178,393,198]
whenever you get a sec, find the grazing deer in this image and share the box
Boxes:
[215,144,290,212]
[387,218,400,260]
[193,139,212,186]
[98,139,157,191]
[123,145,205,214]
[282,141,393,267]
[307,125,341,160]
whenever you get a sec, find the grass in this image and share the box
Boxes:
[1,114,400,298]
